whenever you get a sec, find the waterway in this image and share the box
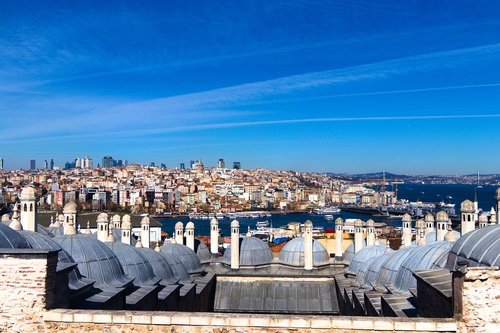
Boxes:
[157,183,498,237]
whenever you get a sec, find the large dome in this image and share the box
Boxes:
[223,236,273,266]
[279,237,330,267]
[194,238,211,262]
[137,247,178,285]
[394,241,454,292]
[0,223,30,249]
[372,246,418,291]
[160,242,203,274]
[162,252,192,284]
[446,224,500,271]
[343,239,383,264]
[425,230,460,244]
[347,245,386,275]
[105,241,160,287]
[54,234,133,289]
[360,252,394,289]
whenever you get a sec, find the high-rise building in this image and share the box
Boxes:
[0,157,3,171]
[179,163,185,170]
[233,161,241,170]
[160,163,166,169]
[102,156,113,168]
[190,160,195,169]
[124,160,129,166]
[218,158,225,169]
[49,159,54,170]
[150,162,155,167]
[44,160,48,169]
[83,156,93,169]
[30,160,36,170]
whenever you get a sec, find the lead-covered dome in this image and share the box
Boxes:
[360,252,394,289]
[394,241,453,292]
[279,237,329,267]
[160,242,203,274]
[54,234,133,289]
[344,239,383,264]
[446,224,500,270]
[347,245,386,275]
[105,241,160,287]
[137,247,178,285]
[425,230,460,244]
[194,238,211,262]
[0,223,30,249]
[223,236,273,266]
[373,246,418,291]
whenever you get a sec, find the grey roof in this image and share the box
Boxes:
[194,238,211,262]
[0,223,30,249]
[54,234,134,289]
[372,246,418,291]
[360,252,394,289]
[214,278,339,314]
[446,224,500,270]
[105,241,161,287]
[343,239,383,264]
[160,243,203,274]
[47,226,64,237]
[394,241,453,292]
[137,247,179,285]
[425,230,460,243]
[279,237,329,267]
[19,230,95,291]
[161,251,192,284]
[347,245,386,275]
[223,236,273,267]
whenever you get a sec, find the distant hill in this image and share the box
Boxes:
[351,172,411,180]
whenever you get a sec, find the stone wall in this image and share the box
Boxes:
[457,267,500,333]
[0,249,58,333]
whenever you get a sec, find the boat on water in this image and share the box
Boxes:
[315,207,341,214]
[256,220,270,229]
[324,214,334,221]
[215,212,224,219]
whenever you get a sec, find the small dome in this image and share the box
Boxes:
[97,212,109,223]
[335,217,343,225]
[446,224,500,270]
[105,242,160,287]
[461,199,475,213]
[223,236,273,266]
[63,202,77,213]
[137,247,178,285]
[343,239,383,264]
[402,213,412,222]
[436,211,449,222]
[479,213,488,223]
[210,218,218,225]
[112,214,121,223]
[279,237,329,267]
[194,238,211,262]
[161,251,192,284]
[175,221,183,229]
[231,220,239,228]
[0,223,30,249]
[360,252,394,289]
[141,216,150,225]
[160,242,203,274]
[54,234,133,289]
[122,215,132,229]
[394,241,453,292]
[425,230,460,244]
[354,219,363,227]
[415,219,425,229]
[424,213,435,223]
[20,187,36,200]
[1,214,10,222]
[186,221,194,229]
[347,245,386,275]
[372,246,418,291]
[366,219,374,227]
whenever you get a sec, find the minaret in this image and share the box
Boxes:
[354,219,364,254]
[210,218,219,254]
[366,219,375,247]
[121,214,132,245]
[112,214,121,229]
[230,220,240,270]
[496,188,500,224]
[9,204,22,231]
[460,200,475,236]
[303,220,314,270]
[335,217,344,260]
[96,212,109,242]
[175,221,184,245]
[141,216,150,248]
[20,187,36,231]
[416,219,426,245]
[185,222,195,251]
[436,211,448,241]
[401,213,412,248]
[424,213,435,235]
[478,213,488,228]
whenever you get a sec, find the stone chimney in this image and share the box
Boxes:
[230,220,240,270]
[185,222,195,251]
[335,217,343,260]
[303,220,313,270]
[366,219,375,247]
[140,216,150,249]
[354,219,364,254]
[210,218,219,254]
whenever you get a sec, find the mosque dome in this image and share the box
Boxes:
[54,234,133,289]
[63,202,77,213]
[478,213,488,223]
[20,187,36,200]
[175,221,183,229]
[347,245,386,275]
[112,214,121,223]
[279,237,329,267]
[105,241,160,287]
[360,252,394,289]
[160,242,203,274]
[0,223,30,249]
[122,215,132,230]
[194,238,211,262]
[424,213,435,223]
[97,212,109,222]
[402,213,412,222]
[446,224,500,270]
[162,251,192,284]
[186,221,194,229]
[1,214,10,223]
[394,241,454,292]
[461,200,475,213]
[223,236,273,266]
[137,247,178,285]
[343,239,383,264]
[425,230,460,244]
[372,246,418,291]
[436,211,449,222]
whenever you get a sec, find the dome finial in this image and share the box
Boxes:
[10,204,23,231]
[444,220,457,242]
[135,235,143,248]
[155,241,161,252]
[66,215,77,235]
[246,225,251,237]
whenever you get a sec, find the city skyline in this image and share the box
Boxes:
[2,1,500,173]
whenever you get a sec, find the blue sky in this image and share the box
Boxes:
[1,1,500,174]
